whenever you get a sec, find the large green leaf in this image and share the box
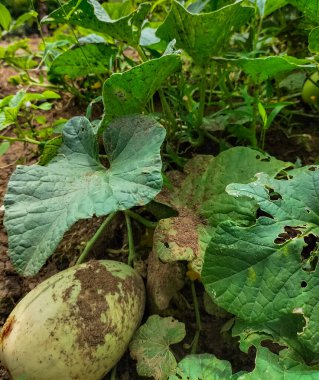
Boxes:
[202,166,319,354]
[289,0,319,23]
[153,148,289,274]
[130,315,186,380]
[215,56,315,83]
[42,0,150,46]
[49,42,116,78]
[156,0,254,66]
[168,354,233,380]
[101,52,181,126]
[4,115,165,276]
[238,347,319,379]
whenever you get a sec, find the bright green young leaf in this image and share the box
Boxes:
[130,315,186,380]
[0,3,12,31]
[4,115,165,276]
[309,27,319,52]
[153,148,289,274]
[215,56,315,83]
[168,354,233,380]
[202,166,319,354]
[101,52,181,126]
[238,347,319,379]
[156,0,254,66]
[11,10,37,31]
[49,43,116,78]
[42,0,150,46]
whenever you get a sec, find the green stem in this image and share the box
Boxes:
[125,210,157,229]
[110,365,117,380]
[76,212,118,265]
[136,45,148,62]
[197,66,208,127]
[251,91,259,148]
[191,281,201,354]
[124,211,135,267]
[0,135,41,145]
[158,88,178,135]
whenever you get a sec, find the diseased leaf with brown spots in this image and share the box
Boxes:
[129,315,186,380]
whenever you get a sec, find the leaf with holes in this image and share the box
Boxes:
[168,354,233,380]
[49,42,116,78]
[214,56,315,83]
[156,0,254,66]
[129,315,186,380]
[4,115,165,276]
[202,166,319,355]
[238,346,319,379]
[153,148,289,275]
[42,0,150,46]
[101,52,181,126]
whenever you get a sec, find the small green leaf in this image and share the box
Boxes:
[101,52,181,126]
[130,315,186,380]
[49,43,116,78]
[0,142,10,156]
[169,354,233,380]
[156,0,254,66]
[215,56,315,83]
[309,27,319,53]
[11,10,37,31]
[42,0,150,46]
[38,136,63,166]
[0,3,12,31]
[4,115,165,276]
[257,102,267,128]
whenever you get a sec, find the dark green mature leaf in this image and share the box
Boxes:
[102,53,181,126]
[175,147,289,228]
[156,0,254,66]
[4,115,165,276]
[215,56,315,83]
[202,166,319,354]
[130,315,186,380]
[238,347,319,379]
[49,43,116,78]
[168,354,233,380]
[42,0,150,46]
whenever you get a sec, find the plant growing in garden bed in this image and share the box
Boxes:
[3,0,319,379]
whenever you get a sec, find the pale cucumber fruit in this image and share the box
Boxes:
[0,260,145,380]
